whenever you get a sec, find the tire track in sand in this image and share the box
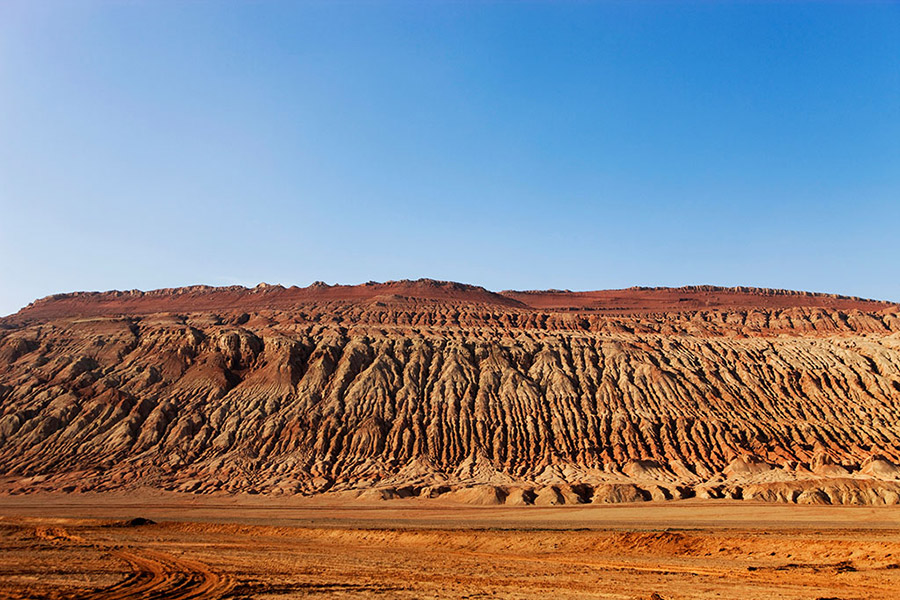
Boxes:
[94,548,233,600]
[30,524,232,599]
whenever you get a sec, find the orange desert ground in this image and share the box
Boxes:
[1,280,899,599]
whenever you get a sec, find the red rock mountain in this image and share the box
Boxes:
[2,279,899,505]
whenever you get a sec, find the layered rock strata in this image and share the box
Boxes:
[1,280,899,505]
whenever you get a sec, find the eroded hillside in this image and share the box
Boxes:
[2,280,899,505]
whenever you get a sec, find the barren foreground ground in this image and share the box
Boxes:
[1,494,900,600]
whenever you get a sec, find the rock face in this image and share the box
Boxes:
[1,279,900,504]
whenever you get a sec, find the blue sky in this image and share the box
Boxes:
[1,1,898,315]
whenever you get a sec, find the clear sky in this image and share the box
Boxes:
[1,1,898,316]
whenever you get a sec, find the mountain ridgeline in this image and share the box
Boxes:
[2,279,900,505]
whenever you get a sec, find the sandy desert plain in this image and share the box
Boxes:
[3,281,900,599]
[2,492,900,600]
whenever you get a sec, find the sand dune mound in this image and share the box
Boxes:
[861,457,900,480]
[443,486,508,505]
[623,460,676,481]
[591,483,647,504]
[742,479,900,505]
[810,453,851,477]
[724,456,775,478]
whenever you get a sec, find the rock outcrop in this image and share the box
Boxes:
[1,279,899,505]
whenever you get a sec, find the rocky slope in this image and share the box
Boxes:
[2,279,900,505]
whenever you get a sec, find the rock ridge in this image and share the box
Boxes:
[1,280,899,505]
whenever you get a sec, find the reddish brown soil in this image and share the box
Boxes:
[502,285,891,313]
[3,280,524,323]
[1,498,899,599]
[5,280,890,323]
